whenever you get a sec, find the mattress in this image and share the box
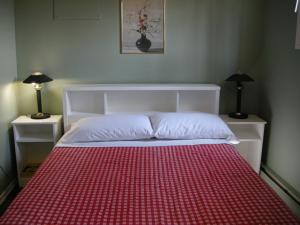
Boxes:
[1,144,299,225]
[56,138,230,147]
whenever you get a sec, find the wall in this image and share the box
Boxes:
[15,0,264,115]
[296,8,300,49]
[5,0,300,209]
[260,0,300,194]
[0,0,18,192]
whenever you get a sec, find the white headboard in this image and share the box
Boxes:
[63,84,221,131]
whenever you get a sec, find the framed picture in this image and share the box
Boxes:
[120,0,165,54]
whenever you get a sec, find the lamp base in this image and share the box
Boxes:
[31,112,51,120]
[228,112,248,119]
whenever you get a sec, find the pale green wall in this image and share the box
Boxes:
[3,0,300,204]
[0,0,18,192]
[260,0,300,193]
[11,0,300,197]
[15,0,264,115]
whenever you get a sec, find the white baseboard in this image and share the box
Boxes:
[261,171,300,219]
[0,180,17,205]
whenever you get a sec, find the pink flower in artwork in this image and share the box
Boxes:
[137,10,148,35]
[133,3,161,38]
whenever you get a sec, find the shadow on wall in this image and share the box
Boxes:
[0,82,18,192]
[15,0,265,116]
[8,127,17,182]
[221,81,259,116]
[16,79,81,116]
[17,78,261,117]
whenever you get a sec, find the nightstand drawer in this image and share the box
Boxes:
[13,124,54,142]
[16,142,53,187]
[12,115,62,187]
[234,141,262,172]
[221,114,266,174]
[227,124,264,141]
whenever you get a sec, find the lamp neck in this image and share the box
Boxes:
[236,81,243,113]
[33,83,43,90]
[35,89,42,113]
[236,81,243,88]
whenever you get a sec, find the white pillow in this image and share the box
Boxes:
[60,115,154,143]
[150,112,239,143]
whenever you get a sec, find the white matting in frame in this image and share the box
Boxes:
[120,0,165,54]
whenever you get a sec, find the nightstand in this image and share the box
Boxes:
[12,115,62,187]
[220,115,266,174]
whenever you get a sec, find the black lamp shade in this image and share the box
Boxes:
[226,73,254,82]
[23,73,53,84]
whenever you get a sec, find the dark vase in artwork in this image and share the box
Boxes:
[136,34,151,52]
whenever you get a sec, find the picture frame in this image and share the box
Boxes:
[120,0,165,54]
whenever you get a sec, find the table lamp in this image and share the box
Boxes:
[225,73,254,119]
[23,72,53,119]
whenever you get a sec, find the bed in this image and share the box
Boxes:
[1,84,299,225]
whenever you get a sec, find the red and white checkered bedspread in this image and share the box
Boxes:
[1,144,299,225]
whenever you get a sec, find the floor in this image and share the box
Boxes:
[0,187,19,216]
[261,172,300,219]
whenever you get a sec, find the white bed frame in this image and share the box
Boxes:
[63,84,221,131]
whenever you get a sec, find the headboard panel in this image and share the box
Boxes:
[63,84,220,131]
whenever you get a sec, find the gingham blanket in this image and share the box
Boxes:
[1,144,299,225]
